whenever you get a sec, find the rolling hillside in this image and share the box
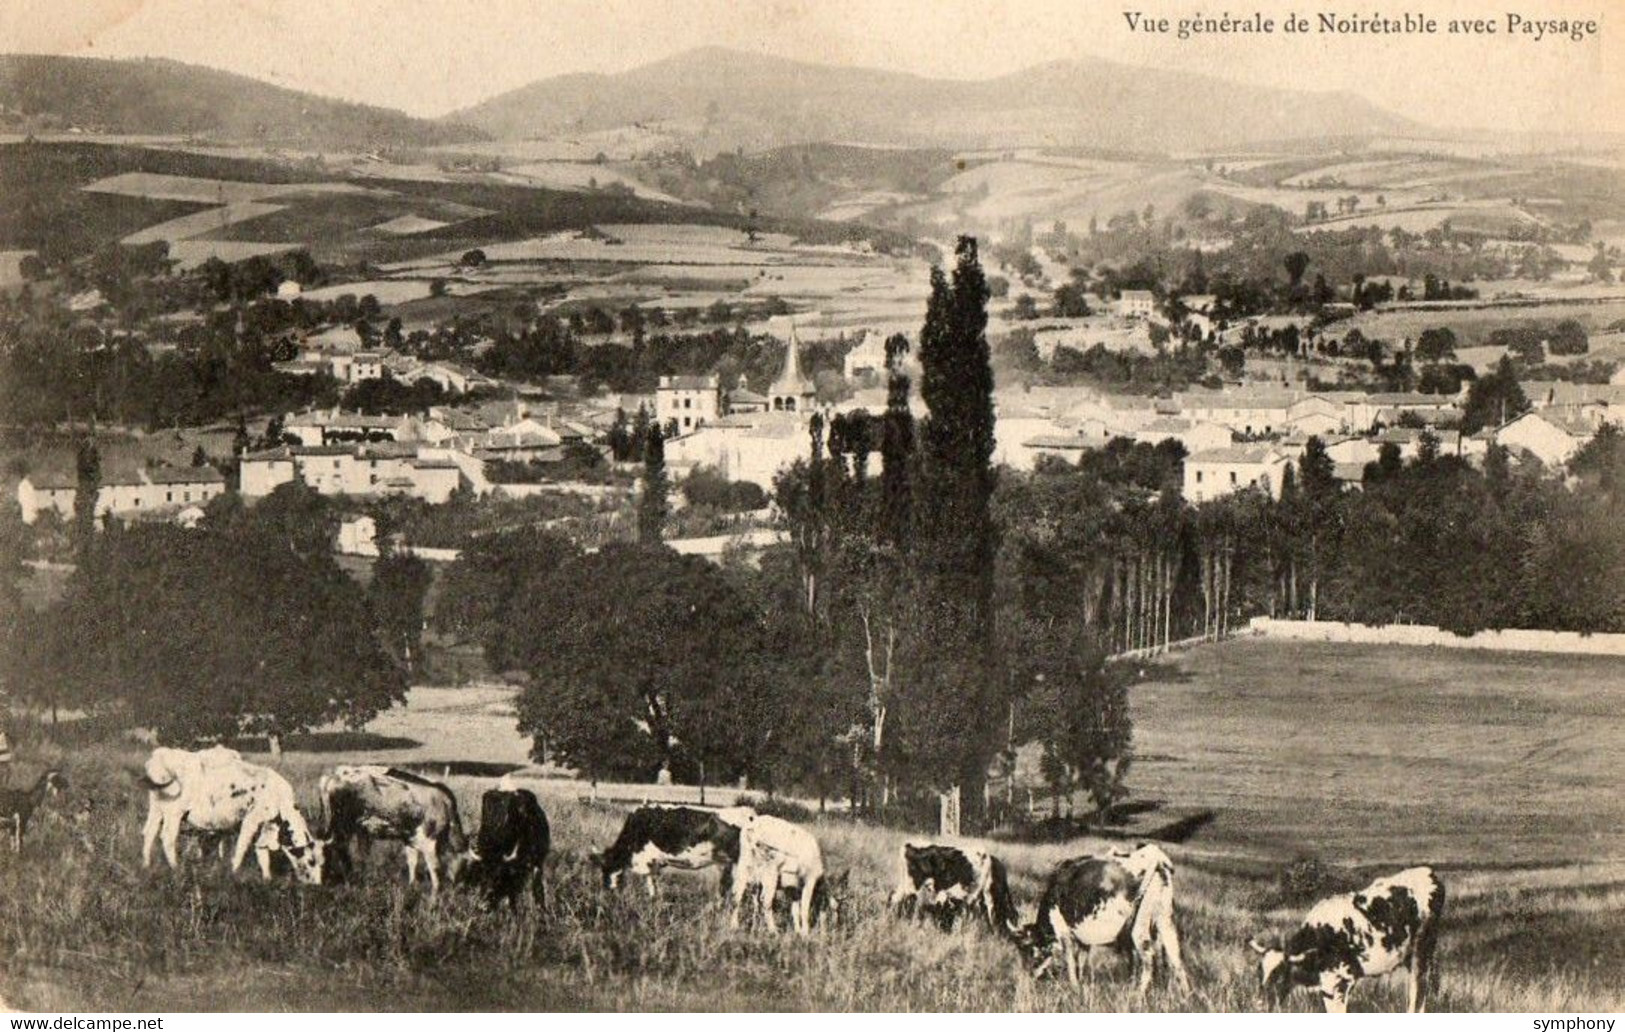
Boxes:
[0,55,484,148]
[449,46,1421,155]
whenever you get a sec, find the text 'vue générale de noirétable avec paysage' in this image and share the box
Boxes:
[1122,11,1601,42]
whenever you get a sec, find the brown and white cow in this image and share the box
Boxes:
[729,814,835,935]
[889,841,1019,936]
[140,746,325,883]
[1250,866,1445,1013]
[318,765,469,891]
[1020,842,1191,994]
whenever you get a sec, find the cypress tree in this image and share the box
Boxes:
[902,236,1002,820]
[879,333,914,549]
[637,424,668,545]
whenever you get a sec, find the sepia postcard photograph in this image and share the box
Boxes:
[0,0,1622,1016]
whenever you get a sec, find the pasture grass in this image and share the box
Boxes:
[2,737,1622,1012]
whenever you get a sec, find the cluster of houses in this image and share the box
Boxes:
[16,465,227,527]
[270,324,498,394]
[17,318,1623,529]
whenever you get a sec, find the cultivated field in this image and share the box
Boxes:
[2,640,1621,1011]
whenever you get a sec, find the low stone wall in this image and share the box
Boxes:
[1248,617,1625,656]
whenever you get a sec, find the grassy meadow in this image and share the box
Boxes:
[3,639,1623,1012]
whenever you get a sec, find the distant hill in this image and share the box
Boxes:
[449,46,1421,154]
[0,55,484,148]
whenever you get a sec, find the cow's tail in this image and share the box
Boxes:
[442,787,469,855]
[985,855,1021,939]
[139,752,178,794]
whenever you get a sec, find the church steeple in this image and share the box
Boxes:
[769,323,816,413]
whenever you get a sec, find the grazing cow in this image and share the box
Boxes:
[1021,843,1191,994]
[0,769,66,853]
[140,746,325,883]
[888,841,1018,935]
[1250,866,1445,1013]
[595,805,755,895]
[465,780,550,909]
[318,765,469,891]
[729,814,832,935]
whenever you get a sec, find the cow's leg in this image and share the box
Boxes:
[160,813,185,870]
[1318,971,1352,1014]
[1064,938,1082,987]
[230,813,266,873]
[797,877,819,936]
[404,844,420,884]
[421,837,442,893]
[729,867,751,929]
[1409,924,1439,1013]
[141,804,163,868]
[1152,903,1191,993]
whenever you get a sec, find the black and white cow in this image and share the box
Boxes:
[730,814,833,935]
[594,805,755,896]
[318,765,469,890]
[1250,866,1445,1013]
[1021,843,1191,994]
[888,841,1018,935]
[465,780,551,909]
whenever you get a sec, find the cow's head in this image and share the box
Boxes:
[811,869,851,930]
[1012,922,1058,975]
[275,821,327,886]
[41,769,67,797]
[589,851,623,889]
[1248,935,1310,1002]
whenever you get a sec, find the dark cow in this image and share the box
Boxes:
[465,781,551,909]
[319,765,469,890]
[1021,843,1190,994]
[1250,866,1445,1013]
[594,805,755,895]
[888,842,1018,935]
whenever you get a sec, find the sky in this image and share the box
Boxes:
[3,0,1620,134]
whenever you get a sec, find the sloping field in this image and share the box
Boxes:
[121,201,286,244]
[1133,638,1625,867]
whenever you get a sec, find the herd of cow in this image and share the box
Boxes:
[112,746,1447,1012]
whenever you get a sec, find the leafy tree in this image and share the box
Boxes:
[1414,327,1458,364]
[512,544,778,783]
[1462,356,1530,433]
[371,549,431,676]
[435,527,580,672]
[1283,251,1311,287]
[36,522,405,743]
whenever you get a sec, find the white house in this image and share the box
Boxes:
[1495,410,1597,468]
[1183,446,1290,503]
[65,466,229,523]
[284,408,416,446]
[842,330,890,381]
[656,374,722,433]
[664,413,811,490]
[1177,388,1295,437]
[239,443,463,503]
[1115,290,1156,320]
[1132,417,1232,454]
[15,472,78,524]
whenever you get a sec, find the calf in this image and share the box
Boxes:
[0,769,65,853]
[595,805,755,896]
[729,814,830,935]
[1250,866,1445,1013]
[465,780,550,909]
[140,746,324,883]
[318,765,469,891]
[1021,843,1190,994]
[888,841,1018,935]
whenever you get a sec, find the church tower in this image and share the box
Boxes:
[769,323,817,413]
